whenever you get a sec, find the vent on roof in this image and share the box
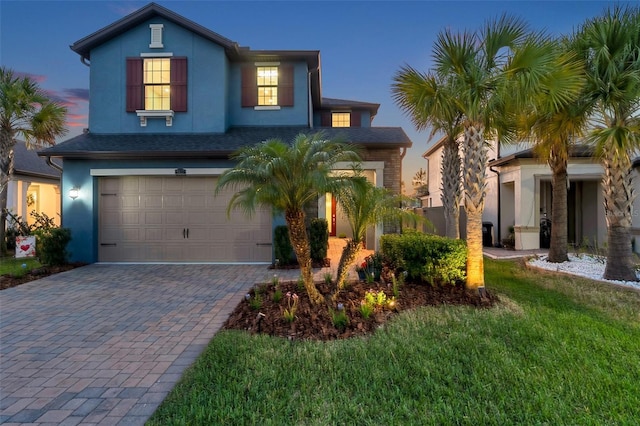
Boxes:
[149,24,164,48]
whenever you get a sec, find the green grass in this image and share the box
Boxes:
[0,256,41,277]
[148,258,640,425]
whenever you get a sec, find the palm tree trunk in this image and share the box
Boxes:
[463,123,487,291]
[602,150,637,281]
[335,239,361,291]
[285,209,325,304]
[548,154,568,262]
[442,137,461,239]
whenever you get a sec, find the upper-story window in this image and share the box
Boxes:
[257,66,278,106]
[242,64,294,109]
[126,56,187,126]
[332,112,350,127]
[144,58,171,110]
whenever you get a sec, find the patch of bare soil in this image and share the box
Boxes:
[223,278,496,341]
[0,263,85,290]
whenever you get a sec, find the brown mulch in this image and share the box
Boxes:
[223,278,496,341]
[0,263,85,290]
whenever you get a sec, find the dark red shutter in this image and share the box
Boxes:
[321,112,331,127]
[241,66,257,107]
[350,111,361,127]
[278,64,294,107]
[171,57,188,112]
[126,58,143,112]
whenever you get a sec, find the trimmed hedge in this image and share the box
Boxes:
[309,218,329,263]
[380,230,466,285]
[33,228,72,266]
[274,225,294,266]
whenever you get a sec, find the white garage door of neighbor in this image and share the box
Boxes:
[98,176,272,262]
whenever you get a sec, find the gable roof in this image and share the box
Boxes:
[39,127,412,160]
[70,2,323,106]
[14,141,61,179]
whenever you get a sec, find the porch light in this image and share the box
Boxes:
[69,187,80,200]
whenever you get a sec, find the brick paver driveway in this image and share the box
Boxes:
[0,264,284,425]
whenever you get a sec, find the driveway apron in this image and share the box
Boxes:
[0,264,285,425]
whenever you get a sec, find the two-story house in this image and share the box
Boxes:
[40,2,412,264]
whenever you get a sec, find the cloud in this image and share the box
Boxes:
[14,72,47,83]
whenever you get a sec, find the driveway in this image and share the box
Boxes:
[0,264,289,425]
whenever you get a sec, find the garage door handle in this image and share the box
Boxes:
[186,228,189,238]
[183,228,186,239]
[256,242,272,246]
[100,243,117,247]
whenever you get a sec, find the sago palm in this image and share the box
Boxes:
[333,175,420,291]
[515,37,589,263]
[392,66,463,239]
[0,67,67,254]
[215,133,360,305]
[573,5,640,281]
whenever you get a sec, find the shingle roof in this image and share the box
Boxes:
[39,127,412,159]
[14,141,61,179]
[321,98,380,116]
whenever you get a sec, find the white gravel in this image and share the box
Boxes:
[528,254,640,291]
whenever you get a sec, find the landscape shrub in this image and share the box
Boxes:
[274,225,294,265]
[32,227,72,266]
[309,218,329,263]
[380,230,466,285]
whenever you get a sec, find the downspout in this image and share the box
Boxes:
[81,56,90,67]
[489,163,501,246]
[308,71,313,128]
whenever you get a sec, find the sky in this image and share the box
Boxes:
[0,0,629,191]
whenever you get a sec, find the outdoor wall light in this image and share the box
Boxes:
[69,187,80,200]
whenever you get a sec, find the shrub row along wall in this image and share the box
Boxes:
[381,230,466,285]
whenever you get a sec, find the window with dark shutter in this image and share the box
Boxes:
[170,57,187,112]
[241,66,257,107]
[350,111,361,127]
[278,65,294,107]
[321,112,331,127]
[126,58,143,112]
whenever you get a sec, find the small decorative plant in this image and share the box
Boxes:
[330,308,349,330]
[323,272,333,284]
[283,292,299,322]
[249,292,263,310]
[359,300,374,319]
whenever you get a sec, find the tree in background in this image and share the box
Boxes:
[393,67,463,239]
[515,37,588,263]
[216,133,360,305]
[574,6,640,281]
[0,67,67,255]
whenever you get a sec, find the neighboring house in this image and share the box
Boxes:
[422,138,640,252]
[39,2,411,264]
[7,141,61,227]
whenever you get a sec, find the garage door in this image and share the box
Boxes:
[98,176,272,262]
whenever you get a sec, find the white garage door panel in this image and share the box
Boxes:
[99,176,272,262]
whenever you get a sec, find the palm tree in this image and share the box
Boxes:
[215,133,360,305]
[392,67,463,239]
[0,67,67,255]
[411,167,428,196]
[332,175,420,290]
[515,38,589,263]
[432,16,584,291]
[573,6,640,281]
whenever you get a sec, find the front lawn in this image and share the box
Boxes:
[0,256,41,277]
[148,258,640,425]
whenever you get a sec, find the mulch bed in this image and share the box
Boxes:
[223,278,496,341]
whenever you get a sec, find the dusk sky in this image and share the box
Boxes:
[0,0,629,190]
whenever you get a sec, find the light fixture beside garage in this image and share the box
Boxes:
[69,186,80,200]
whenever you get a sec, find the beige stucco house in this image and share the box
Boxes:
[6,141,61,227]
[422,137,640,253]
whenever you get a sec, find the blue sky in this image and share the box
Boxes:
[0,0,627,189]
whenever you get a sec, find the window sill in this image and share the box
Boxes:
[136,110,174,126]
[254,106,281,111]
